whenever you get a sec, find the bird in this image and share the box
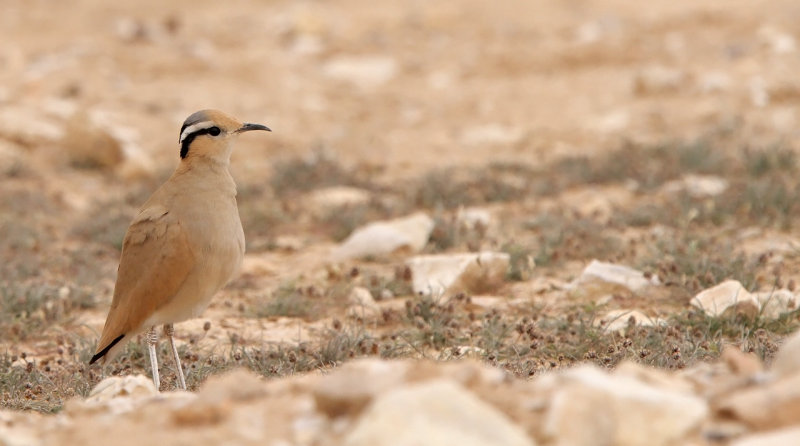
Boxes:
[89,109,270,391]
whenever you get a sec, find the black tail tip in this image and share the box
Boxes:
[89,334,125,365]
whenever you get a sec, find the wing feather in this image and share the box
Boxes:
[92,205,195,361]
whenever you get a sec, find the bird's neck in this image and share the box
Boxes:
[174,157,237,195]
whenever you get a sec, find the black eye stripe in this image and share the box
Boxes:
[180,126,223,159]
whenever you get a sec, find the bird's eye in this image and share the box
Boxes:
[208,126,221,136]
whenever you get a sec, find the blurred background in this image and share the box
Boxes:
[3,0,799,181]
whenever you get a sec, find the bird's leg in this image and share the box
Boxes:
[163,323,187,390]
[146,326,160,391]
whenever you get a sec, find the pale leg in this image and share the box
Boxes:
[146,326,160,391]
[164,323,187,390]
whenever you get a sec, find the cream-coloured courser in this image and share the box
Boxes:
[90,110,270,390]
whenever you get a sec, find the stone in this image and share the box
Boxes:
[588,109,630,133]
[312,359,410,418]
[456,207,492,231]
[698,72,732,93]
[730,427,800,446]
[460,124,524,146]
[0,141,25,176]
[771,329,800,378]
[332,212,434,260]
[691,281,759,317]
[305,186,371,217]
[69,374,161,416]
[720,346,763,377]
[344,380,535,446]
[749,77,769,107]
[86,374,158,403]
[113,17,154,43]
[0,106,63,147]
[346,286,380,318]
[703,420,749,443]
[348,286,377,308]
[558,186,634,223]
[117,147,155,182]
[758,26,796,54]
[573,260,659,292]
[0,411,42,446]
[168,370,264,428]
[613,361,696,395]
[240,255,278,277]
[61,111,125,169]
[753,289,797,320]
[197,368,267,404]
[323,55,397,88]
[715,372,800,430]
[467,295,509,311]
[543,365,708,446]
[596,309,662,332]
[406,252,510,297]
[633,66,686,95]
[661,174,729,198]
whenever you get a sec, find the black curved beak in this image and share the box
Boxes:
[236,123,271,133]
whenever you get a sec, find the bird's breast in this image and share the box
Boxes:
[178,192,244,287]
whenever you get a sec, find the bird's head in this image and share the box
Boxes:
[178,109,270,163]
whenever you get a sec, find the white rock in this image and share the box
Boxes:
[573,260,659,292]
[750,77,768,107]
[0,411,41,446]
[731,427,800,446]
[690,280,759,317]
[349,286,377,307]
[0,106,63,147]
[753,289,797,320]
[347,286,380,318]
[771,329,800,378]
[633,66,686,95]
[468,296,509,311]
[758,26,796,54]
[0,141,24,175]
[323,56,397,88]
[332,213,434,260]
[114,17,151,42]
[87,375,157,402]
[662,174,729,198]
[197,368,267,404]
[559,186,634,222]
[456,207,492,230]
[715,372,800,430]
[543,365,708,446]
[344,380,535,446]
[305,186,371,217]
[313,359,410,418]
[720,346,763,377]
[61,111,126,169]
[460,124,524,146]
[596,309,662,332]
[588,110,630,133]
[407,252,510,297]
[613,361,696,395]
[240,255,278,277]
[698,72,732,93]
[75,375,160,415]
